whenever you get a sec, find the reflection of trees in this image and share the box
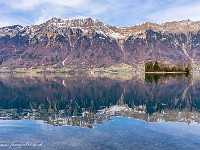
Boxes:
[145,74,161,84]
[145,73,191,84]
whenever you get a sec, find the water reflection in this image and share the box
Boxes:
[145,73,191,84]
[0,73,200,127]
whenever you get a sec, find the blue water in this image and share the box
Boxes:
[0,73,200,149]
[0,117,200,150]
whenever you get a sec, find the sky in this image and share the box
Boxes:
[0,0,200,27]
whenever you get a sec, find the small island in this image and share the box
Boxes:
[145,60,191,73]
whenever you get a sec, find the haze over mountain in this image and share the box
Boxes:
[0,17,200,70]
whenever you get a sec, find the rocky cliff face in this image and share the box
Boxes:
[0,17,200,69]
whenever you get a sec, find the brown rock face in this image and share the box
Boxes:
[0,18,200,69]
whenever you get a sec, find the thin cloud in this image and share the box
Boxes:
[148,0,200,23]
[0,0,87,10]
[0,0,200,27]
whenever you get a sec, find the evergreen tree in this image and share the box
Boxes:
[145,61,153,72]
[153,60,160,71]
[185,67,190,74]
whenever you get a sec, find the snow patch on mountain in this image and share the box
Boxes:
[1,18,200,39]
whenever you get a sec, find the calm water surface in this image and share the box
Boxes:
[0,73,200,150]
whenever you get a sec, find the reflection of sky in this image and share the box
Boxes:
[148,121,200,137]
[0,117,200,150]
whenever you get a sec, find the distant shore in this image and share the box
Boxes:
[145,72,187,74]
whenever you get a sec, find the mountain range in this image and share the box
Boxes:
[0,17,200,70]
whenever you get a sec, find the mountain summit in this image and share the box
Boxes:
[0,18,200,70]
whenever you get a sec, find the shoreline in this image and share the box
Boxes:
[0,71,189,74]
[145,72,187,74]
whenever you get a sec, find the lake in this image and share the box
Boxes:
[0,73,200,150]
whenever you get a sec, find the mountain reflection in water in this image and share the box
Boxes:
[0,73,200,128]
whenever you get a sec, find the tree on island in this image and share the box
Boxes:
[185,67,190,73]
[145,61,153,72]
[145,60,191,73]
[153,60,160,71]
[185,60,192,74]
